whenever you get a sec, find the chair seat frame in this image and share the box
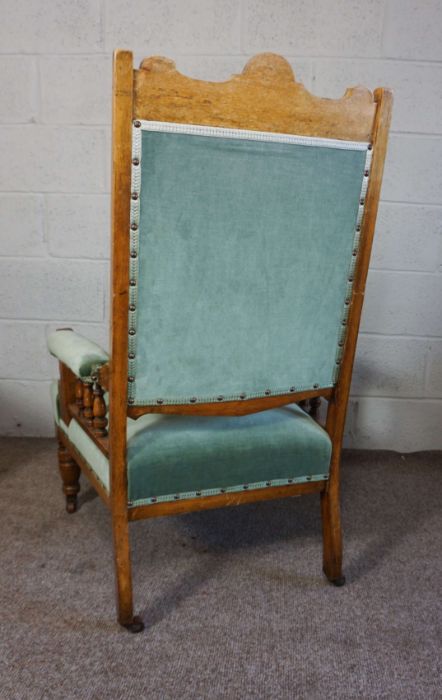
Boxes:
[55,50,392,631]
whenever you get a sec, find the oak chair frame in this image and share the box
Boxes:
[55,50,392,632]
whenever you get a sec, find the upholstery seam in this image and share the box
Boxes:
[131,383,334,406]
[332,145,373,382]
[128,124,142,404]
[137,120,369,151]
[128,472,329,507]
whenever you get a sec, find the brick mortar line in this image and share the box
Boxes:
[0,319,107,325]
[0,51,441,66]
[0,194,440,206]
[0,193,441,208]
[0,319,441,343]
[1,321,441,345]
[0,255,440,273]
[349,396,442,403]
[1,377,441,404]
[1,123,442,138]
[4,256,440,274]
[0,256,108,264]
[360,334,442,345]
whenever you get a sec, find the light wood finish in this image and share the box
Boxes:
[58,363,76,427]
[109,49,137,629]
[92,382,107,437]
[82,383,93,425]
[57,439,81,513]
[53,50,392,630]
[320,87,393,583]
[127,387,333,418]
[57,427,110,507]
[134,54,375,142]
[68,403,109,456]
[96,363,110,392]
[75,379,84,412]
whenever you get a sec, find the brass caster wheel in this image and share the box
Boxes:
[323,569,346,587]
[66,495,77,514]
[122,615,145,633]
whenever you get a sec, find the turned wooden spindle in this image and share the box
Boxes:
[92,381,108,436]
[58,441,81,513]
[83,383,94,425]
[75,378,84,413]
[309,396,321,420]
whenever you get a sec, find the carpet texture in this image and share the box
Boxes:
[0,438,440,700]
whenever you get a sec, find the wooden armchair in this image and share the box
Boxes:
[48,50,392,632]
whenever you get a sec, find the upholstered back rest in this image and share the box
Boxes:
[127,118,371,408]
[108,52,391,417]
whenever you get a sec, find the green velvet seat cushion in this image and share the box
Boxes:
[126,404,331,504]
[63,399,331,505]
[47,330,109,380]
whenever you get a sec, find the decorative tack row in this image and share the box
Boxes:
[127,472,329,507]
[140,382,327,406]
[332,143,373,381]
[127,119,372,405]
[127,122,142,405]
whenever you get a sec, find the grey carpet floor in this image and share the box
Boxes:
[0,439,440,700]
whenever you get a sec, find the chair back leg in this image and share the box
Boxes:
[321,484,345,586]
[112,512,145,632]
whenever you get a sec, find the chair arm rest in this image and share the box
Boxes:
[48,329,109,381]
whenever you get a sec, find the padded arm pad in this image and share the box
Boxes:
[47,330,109,380]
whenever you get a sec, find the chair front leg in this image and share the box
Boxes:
[57,441,81,513]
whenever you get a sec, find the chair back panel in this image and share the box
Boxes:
[128,121,370,407]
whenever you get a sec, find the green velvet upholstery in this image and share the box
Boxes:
[65,400,330,505]
[48,330,108,380]
[129,124,370,406]
[69,419,110,491]
[48,123,369,508]
[125,404,331,504]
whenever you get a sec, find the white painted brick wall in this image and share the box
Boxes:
[40,56,112,125]
[0,127,106,193]
[45,195,110,259]
[0,0,441,450]
[0,259,106,321]
[0,0,103,54]
[105,1,241,54]
[0,195,46,257]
